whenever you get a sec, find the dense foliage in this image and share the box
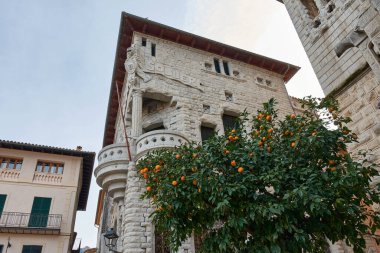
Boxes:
[137,98,380,253]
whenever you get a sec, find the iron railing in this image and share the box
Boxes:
[0,212,62,230]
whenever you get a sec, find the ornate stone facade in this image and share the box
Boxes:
[278,0,380,251]
[95,13,299,253]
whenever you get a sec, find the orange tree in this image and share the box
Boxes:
[137,98,380,253]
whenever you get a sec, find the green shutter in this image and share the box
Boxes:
[22,245,42,253]
[0,194,6,216]
[28,197,51,227]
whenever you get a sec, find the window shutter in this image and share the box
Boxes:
[22,245,42,253]
[0,195,6,216]
[29,197,51,227]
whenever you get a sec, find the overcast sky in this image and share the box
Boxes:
[0,0,323,247]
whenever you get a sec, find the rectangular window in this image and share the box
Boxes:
[201,126,215,142]
[0,157,23,170]
[36,161,64,174]
[22,245,42,253]
[142,37,147,47]
[0,194,6,217]
[222,114,239,132]
[0,245,3,253]
[151,43,156,57]
[28,197,52,228]
[214,58,221,73]
[223,61,230,76]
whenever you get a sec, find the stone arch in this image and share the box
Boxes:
[300,0,320,19]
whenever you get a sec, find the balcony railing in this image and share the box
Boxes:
[0,212,62,234]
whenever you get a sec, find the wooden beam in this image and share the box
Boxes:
[206,43,211,51]
[175,34,181,42]
[142,24,147,33]
[220,48,225,56]
[191,38,196,47]
[159,29,165,38]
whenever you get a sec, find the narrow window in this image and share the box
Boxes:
[151,43,156,57]
[142,37,147,47]
[22,245,43,253]
[0,194,7,217]
[225,92,233,102]
[0,245,3,253]
[214,58,221,73]
[223,61,230,76]
[16,161,22,170]
[29,197,52,228]
[201,125,215,142]
[222,114,239,132]
[7,160,14,169]
[57,165,64,175]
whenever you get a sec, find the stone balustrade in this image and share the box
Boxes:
[135,130,189,159]
[94,143,130,202]
[33,172,62,184]
[0,169,20,181]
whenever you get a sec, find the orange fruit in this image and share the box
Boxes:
[312,131,317,136]
[175,154,181,159]
[192,179,197,186]
[140,169,145,174]
[330,167,337,172]
[181,176,186,182]
[172,180,178,186]
[143,173,149,179]
[224,149,230,155]
[155,165,161,170]
[258,141,263,146]
[234,136,239,141]
[231,160,237,167]
[146,186,152,192]
[290,114,296,119]
[262,137,266,142]
[228,136,235,141]
[328,160,336,166]
[198,188,202,193]
[291,142,296,148]
[267,128,273,134]
[231,129,236,133]
[237,167,244,173]
[266,115,272,121]
[192,153,198,158]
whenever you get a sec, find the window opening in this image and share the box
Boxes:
[0,157,23,170]
[223,61,230,76]
[151,43,156,57]
[155,232,170,253]
[201,125,215,142]
[222,114,239,132]
[225,92,233,102]
[203,105,211,113]
[36,161,64,174]
[214,58,221,73]
[300,0,319,19]
[142,37,147,47]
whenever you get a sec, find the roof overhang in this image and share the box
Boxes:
[0,140,95,211]
[102,12,299,147]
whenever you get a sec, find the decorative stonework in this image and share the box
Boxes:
[0,169,20,181]
[33,172,62,184]
[135,130,189,160]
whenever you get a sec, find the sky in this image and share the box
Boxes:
[0,0,324,247]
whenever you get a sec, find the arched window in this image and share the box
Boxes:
[300,0,320,19]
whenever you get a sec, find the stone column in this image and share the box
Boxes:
[131,89,143,138]
[122,161,154,253]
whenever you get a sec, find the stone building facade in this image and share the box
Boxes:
[277,0,380,252]
[0,140,95,253]
[94,13,299,253]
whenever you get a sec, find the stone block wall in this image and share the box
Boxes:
[282,0,369,95]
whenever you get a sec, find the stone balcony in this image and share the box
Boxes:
[94,143,130,202]
[135,130,189,160]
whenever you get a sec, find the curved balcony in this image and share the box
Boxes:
[94,143,130,201]
[135,130,189,160]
